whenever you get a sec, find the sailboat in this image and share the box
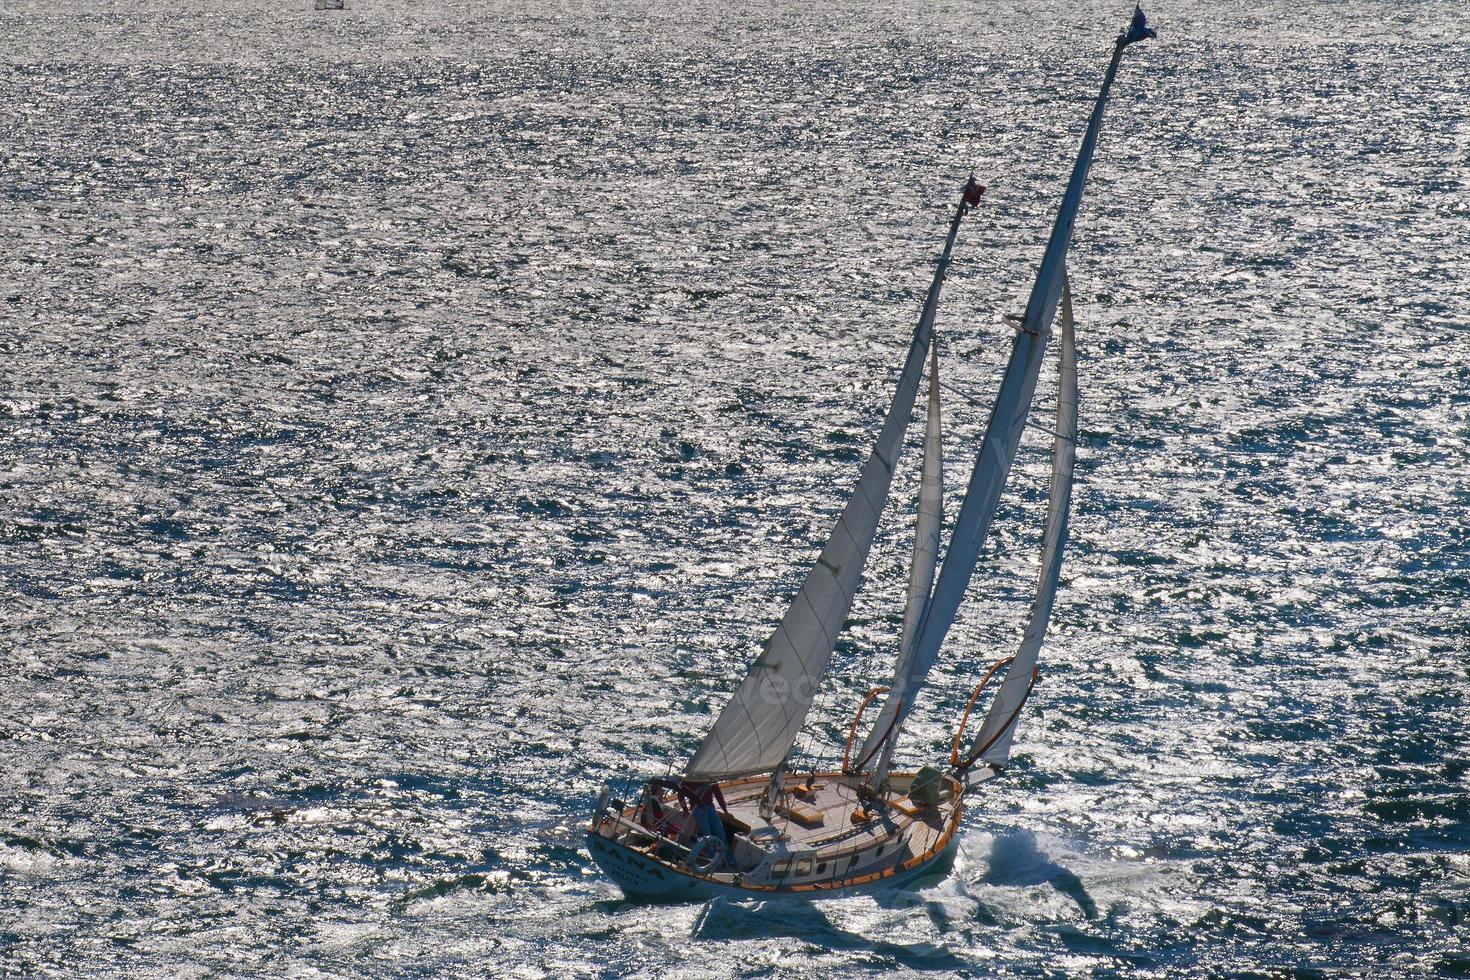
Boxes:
[588,9,1155,901]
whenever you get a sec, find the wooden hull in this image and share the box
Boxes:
[587,826,958,902]
[587,770,966,902]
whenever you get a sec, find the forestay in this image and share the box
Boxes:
[965,274,1078,767]
[684,193,972,781]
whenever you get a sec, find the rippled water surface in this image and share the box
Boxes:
[3,0,1469,975]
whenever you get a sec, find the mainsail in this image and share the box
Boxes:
[963,274,1079,767]
[859,341,944,780]
[852,25,1145,771]
[684,185,977,781]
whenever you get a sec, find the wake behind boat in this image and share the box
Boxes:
[589,9,1156,902]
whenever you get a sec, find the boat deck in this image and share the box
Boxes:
[589,770,964,896]
[720,774,947,857]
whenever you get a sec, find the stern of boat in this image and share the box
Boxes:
[586,826,684,899]
[587,786,727,901]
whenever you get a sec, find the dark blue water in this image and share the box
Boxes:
[3,1,1468,975]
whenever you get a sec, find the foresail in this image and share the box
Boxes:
[861,31,1135,758]
[684,191,972,781]
[893,298,1049,744]
[850,340,943,773]
[965,274,1079,767]
[903,342,945,680]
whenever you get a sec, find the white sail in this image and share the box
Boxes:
[685,193,973,781]
[966,274,1078,766]
[851,341,943,775]
[858,35,1132,759]
[903,342,945,687]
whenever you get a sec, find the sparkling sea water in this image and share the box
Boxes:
[3,0,1468,975]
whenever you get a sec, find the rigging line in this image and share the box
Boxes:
[935,377,1076,444]
[797,670,837,773]
[1025,419,1077,443]
[933,377,988,410]
[795,694,819,772]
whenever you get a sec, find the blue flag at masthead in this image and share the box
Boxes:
[1123,5,1157,46]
